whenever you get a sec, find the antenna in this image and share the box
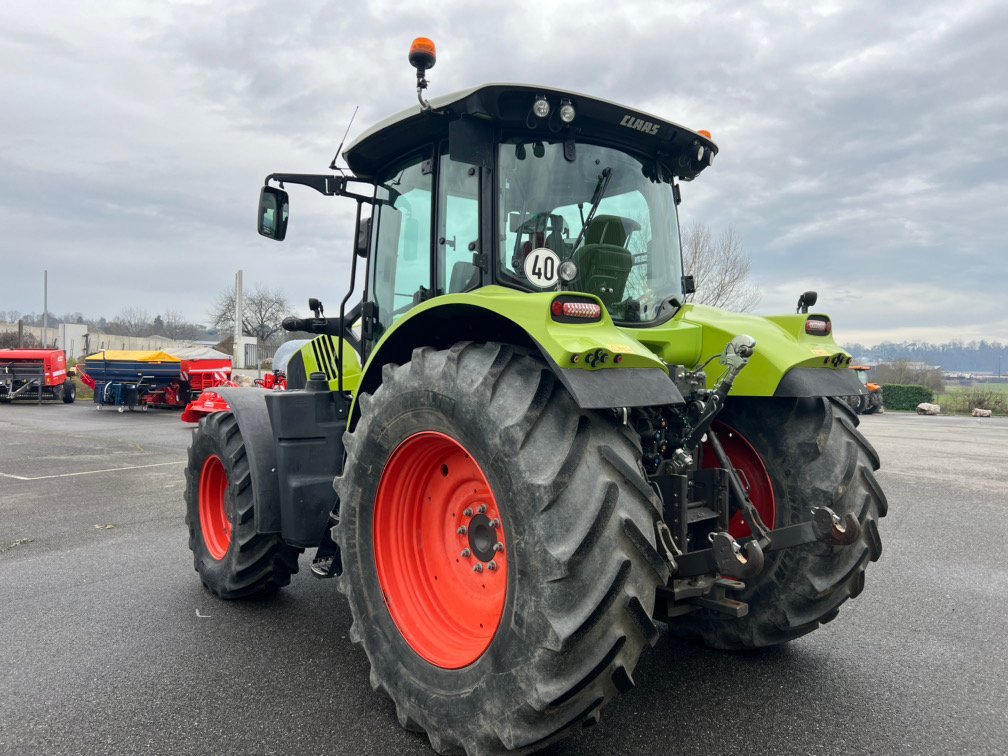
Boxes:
[329,105,359,173]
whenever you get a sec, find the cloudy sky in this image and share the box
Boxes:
[2,0,1005,345]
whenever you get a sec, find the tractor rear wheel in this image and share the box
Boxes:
[676,396,887,649]
[335,343,670,755]
[864,391,883,414]
[184,411,301,599]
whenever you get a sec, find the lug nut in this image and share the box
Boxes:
[493,542,504,553]
[487,561,498,571]
[461,548,471,558]
[457,526,468,535]
[489,518,500,528]
[476,504,487,514]
[473,563,483,573]
[463,508,473,517]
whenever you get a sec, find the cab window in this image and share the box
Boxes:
[368,151,433,340]
[436,153,480,295]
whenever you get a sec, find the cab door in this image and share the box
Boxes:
[363,150,434,351]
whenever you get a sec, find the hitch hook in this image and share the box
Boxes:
[811,507,860,546]
[710,532,765,580]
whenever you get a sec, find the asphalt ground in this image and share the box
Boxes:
[1,402,1006,755]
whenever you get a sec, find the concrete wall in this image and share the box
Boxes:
[0,321,198,357]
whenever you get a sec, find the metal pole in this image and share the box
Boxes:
[43,270,48,347]
[233,270,243,370]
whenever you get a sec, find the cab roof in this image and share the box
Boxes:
[343,83,718,182]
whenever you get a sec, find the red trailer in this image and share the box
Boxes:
[0,349,76,404]
[77,347,232,412]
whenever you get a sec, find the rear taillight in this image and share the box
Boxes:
[550,296,602,323]
[805,316,832,335]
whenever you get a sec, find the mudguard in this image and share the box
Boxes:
[353,286,683,421]
[209,387,281,534]
[631,303,865,398]
[211,385,346,545]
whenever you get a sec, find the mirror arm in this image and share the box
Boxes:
[264,173,374,204]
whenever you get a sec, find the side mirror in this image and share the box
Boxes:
[682,274,696,295]
[796,290,818,314]
[258,186,289,241]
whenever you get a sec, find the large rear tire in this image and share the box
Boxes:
[184,411,301,599]
[675,396,887,649]
[335,343,670,755]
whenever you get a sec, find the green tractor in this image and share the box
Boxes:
[185,39,886,755]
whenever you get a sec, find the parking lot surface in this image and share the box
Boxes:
[1,403,1006,754]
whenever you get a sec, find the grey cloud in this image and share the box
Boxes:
[1,0,1005,345]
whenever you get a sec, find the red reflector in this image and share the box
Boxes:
[562,301,601,319]
[551,300,564,317]
[805,318,832,335]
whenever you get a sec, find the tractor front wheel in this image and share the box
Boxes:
[676,396,887,649]
[184,411,301,598]
[335,343,670,754]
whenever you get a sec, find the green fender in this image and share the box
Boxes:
[630,303,863,397]
[351,286,683,421]
[338,289,862,426]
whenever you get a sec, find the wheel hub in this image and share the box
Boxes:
[465,513,499,562]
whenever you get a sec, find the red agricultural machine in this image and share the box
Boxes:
[78,348,232,413]
[182,353,294,423]
[0,349,76,404]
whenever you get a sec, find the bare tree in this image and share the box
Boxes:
[161,309,188,340]
[681,221,760,311]
[112,306,151,336]
[3,310,21,324]
[211,285,292,343]
[0,331,40,348]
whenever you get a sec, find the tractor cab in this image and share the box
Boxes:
[189,40,885,754]
[258,41,718,363]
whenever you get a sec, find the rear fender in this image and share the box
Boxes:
[352,286,683,426]
[630,303,866,398]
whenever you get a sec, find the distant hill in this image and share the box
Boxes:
[840,340,1008,375]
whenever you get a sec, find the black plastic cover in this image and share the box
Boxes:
[264,389,349,548]
[210,388,282,533]
[557,366,684,409]
[773,367,867,398]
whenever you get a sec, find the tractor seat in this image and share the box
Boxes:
[584,215,637,247]
[571,215,637,306]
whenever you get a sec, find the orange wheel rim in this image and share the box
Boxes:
[199,454,231,560]
[374,432,507,669]
[702,421,776,538]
